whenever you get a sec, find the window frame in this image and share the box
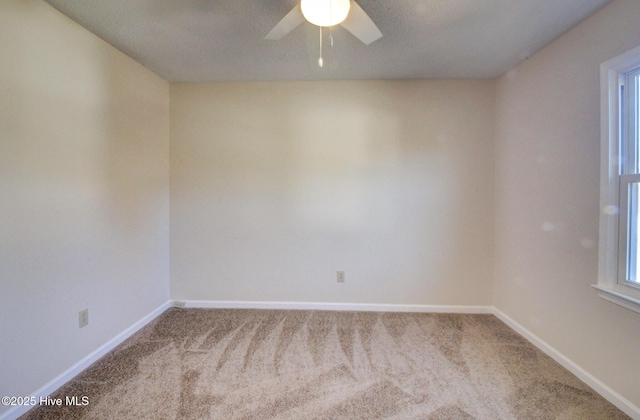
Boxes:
[595,46,640,313]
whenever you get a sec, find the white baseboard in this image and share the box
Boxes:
[172,299,494,314]
[492,308,640,420]
[4,301,636,419]
[0,301,171,420]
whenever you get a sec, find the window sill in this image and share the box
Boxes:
[592,284,640,314]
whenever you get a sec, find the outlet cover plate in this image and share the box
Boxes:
[79,308,89,328]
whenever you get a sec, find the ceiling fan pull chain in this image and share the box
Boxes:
[329,0,334,47]
[319,26,323,67]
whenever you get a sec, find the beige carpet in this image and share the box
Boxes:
[22,309,629,419]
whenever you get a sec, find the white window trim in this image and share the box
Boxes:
[595,45,640,314]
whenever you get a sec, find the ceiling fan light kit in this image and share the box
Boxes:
[265,0,382,45]
[301,0,350,27]
[265,0,382,68]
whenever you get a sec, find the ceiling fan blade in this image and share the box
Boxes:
[340,1,382,45]
[265,5,304,40]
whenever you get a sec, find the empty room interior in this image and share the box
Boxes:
[2,0,640,418]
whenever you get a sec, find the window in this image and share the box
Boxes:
[596,46,640,313]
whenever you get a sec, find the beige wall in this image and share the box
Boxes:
[494,0,640,408]
[170,80,495,306]
[0,0,170,411]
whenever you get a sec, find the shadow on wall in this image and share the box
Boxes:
[101,53,169,234]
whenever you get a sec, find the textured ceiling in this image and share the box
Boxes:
[44,0,612,82]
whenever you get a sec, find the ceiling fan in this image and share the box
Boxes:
[265,0,383,45]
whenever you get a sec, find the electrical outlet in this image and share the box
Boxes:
[79,308,89,328]
[173,301,186,308]
[337,271,345,283]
